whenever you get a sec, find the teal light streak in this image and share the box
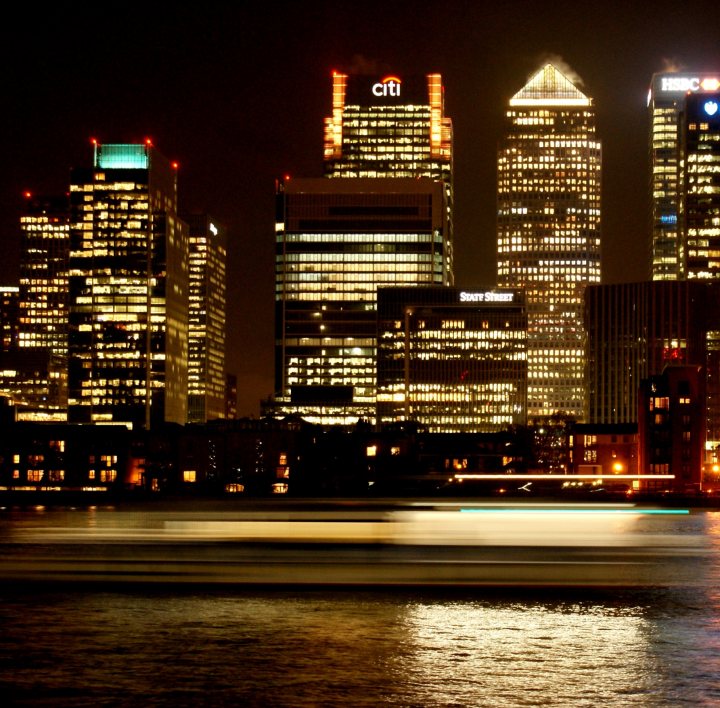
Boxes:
[459,508,690,515]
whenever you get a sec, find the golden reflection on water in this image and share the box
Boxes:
[401,601,656,704]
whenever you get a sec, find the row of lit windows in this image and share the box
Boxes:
[281,232,434,243]
[280,280,434,293]
[411,327,525,339]
[284,261,435,272]
[280,258,436,269]
[281,268,433,281]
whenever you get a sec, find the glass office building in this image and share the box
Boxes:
[648,72,720,280]
[272,177,450,426]
[19,195,70,357]
[376,286,527,432]
[184,213,227,423]
[68,142,188,428]
[683,91,720,279]
[14,194,70,417]
[324,71,454,279]
[497,63,601,421]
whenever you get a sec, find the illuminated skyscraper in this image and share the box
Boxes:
[324,71,454,278]
[271,177,450,426]
[184,213,227,423]
[497,63,601,420]
[18,194,70,357]
[683,91,720,279]
[68,142,189,428]
[648,72,720,280]
[11,194,71,417]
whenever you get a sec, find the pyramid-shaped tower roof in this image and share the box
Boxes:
[510,64,591,106]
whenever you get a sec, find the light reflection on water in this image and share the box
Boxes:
[1,509,719,706]
[1,588,719,705]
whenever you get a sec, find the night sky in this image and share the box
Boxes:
[2,1,720,416]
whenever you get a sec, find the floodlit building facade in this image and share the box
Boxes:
[497,63,601,421]
[323,71,454,279]
[376,286,527,432]
[272,177,450,426]
[68,142,189,429]
[648,72,720,280]
[184,213,227,423]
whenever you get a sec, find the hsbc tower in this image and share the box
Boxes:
[648,72,720,280]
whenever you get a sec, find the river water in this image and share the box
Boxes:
[1,505,719,706]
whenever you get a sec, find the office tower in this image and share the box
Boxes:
[272,177,450,426]
[184,213,227,423]
[648,71,720,279]
[323,71,454,278]
[376,286,527,432]
[18,194,70,356]
[683,91,720,279]
[68,142,188,428]
[0,283,66,421]
[497,63,601,421]
[584,280,720,460]
[0,287,19,351]
[9,195,71,417]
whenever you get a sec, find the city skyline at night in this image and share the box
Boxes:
[2,1,720,417]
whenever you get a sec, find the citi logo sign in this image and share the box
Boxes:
[372,76,402,97]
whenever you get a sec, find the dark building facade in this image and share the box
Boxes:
[638,365,705,492]
[584,280,720,461]
[570,423,639,484]
[0,287,19,352]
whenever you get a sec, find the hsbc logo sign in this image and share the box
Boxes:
[660,76,720,93]
[372,76,402,97]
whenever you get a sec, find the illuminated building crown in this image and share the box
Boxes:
[510,63,590,106]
